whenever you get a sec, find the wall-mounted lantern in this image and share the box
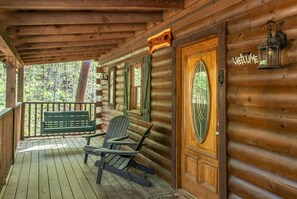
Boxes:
[258,20,287,69]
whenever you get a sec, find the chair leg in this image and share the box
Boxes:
[96,154,106,184]
[96,165,103,184]
[84,137,91,164]
[84,153,88,164]
[128,172,151,187]
[86,137,91,145]
[131,161,154,174]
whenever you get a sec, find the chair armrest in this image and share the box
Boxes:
[108,135,129,142]
[84,145,103,152]
[82,132,106,139]
[82,132,106,145]
[93,148,140,156]
[107,139,138,147]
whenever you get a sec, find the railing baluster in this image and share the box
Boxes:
[88,103,90,118]
[28,103,31,137]
[93,103,96,122]
[40,103,44,137]
[34,103,37,137]
[21,102,25,140]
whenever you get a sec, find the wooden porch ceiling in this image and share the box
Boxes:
[0,0,184,66]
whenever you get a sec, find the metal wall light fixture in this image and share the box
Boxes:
[258,20,287,69]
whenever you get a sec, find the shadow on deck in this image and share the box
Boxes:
[0,136,193,199]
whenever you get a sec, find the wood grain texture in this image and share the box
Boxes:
[0,0,184,10]
[0,109,14,194]
[1,137,182,199]
[6,24,147,36]
[94,0,297,198]
[5,58,16,108]
[0,11,163,26]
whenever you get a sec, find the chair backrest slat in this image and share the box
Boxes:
[102,115,129,149]
[124,124,154,169]
[135,124,154,151]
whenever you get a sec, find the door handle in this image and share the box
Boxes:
[216,131,219,136]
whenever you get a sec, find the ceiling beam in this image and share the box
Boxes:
[13,32,135,44]
[24,55,102,65]
[21,51,106,59]
[20,50,108,59]
[16,39,124,50]
[0,11,163,26]
[24,56,99,66]
[6,23,147,36]
[18,45,117,55]
[0,24,24,66]
[0,0,184,10]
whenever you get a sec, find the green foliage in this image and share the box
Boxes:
[24,61,97,102]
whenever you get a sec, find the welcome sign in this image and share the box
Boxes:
[232,52,259,65]
[147,28,172,54]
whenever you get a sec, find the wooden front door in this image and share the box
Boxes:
[180,36,219,198]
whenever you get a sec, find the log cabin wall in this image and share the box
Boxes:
[99,47,173,182]
[99,0,297,197]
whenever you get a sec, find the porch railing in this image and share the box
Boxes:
[22,102,96,138]
[0,102,23,191]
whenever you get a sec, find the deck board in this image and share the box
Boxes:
[45,138,63,199]
[49,138,74,198]
[15,140,32,199]
[2,141,27,199]
[73,137,142,199]
[54,138,86,199]
[69,137,125,199]
[38,139,50,199]
[0,136,191,199]
[27,140,39,199]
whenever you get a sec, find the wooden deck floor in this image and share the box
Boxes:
[0,136,192,199]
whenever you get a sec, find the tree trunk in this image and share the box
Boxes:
[75,60,90,103]
[53,63,61,101]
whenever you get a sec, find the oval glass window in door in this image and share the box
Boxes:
[191,60,210,143]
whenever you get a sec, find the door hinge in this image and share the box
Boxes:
[218,69,224,86]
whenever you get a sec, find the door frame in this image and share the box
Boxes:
[171,22,227,198]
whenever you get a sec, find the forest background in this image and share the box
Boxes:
[0,61,97,111]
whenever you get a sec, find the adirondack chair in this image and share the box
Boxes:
[83,115,129,163]
[92,124,154,187]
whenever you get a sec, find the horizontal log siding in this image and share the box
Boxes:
[100,47,173,183]
[226,0,297,197]
[98,0,297,196]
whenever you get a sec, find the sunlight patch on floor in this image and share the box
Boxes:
[19,143,68,152]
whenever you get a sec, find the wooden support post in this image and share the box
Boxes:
[17,67,24,102]
[5,56,16,108]
[20,103,25,140]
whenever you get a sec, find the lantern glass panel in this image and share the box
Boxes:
[258,41,281,69]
